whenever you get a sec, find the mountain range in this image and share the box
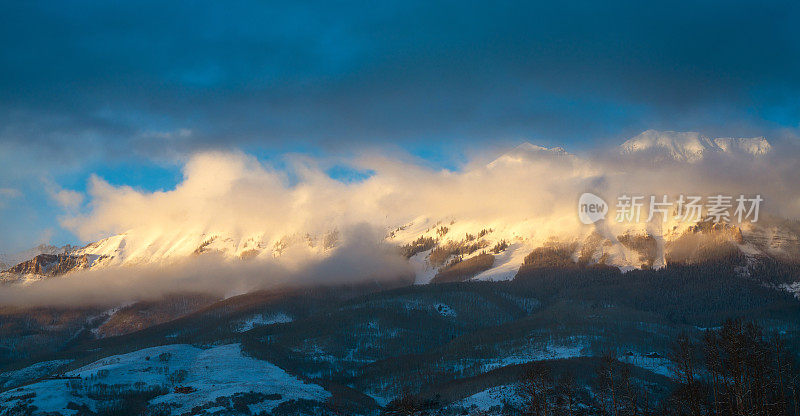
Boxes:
[1,132,799,415]
[1,131,797,289]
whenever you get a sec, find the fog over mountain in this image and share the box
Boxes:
[66,130,795,242]
[1,130,798,306]
[3,3,800,414]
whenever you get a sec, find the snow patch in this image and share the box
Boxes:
[234,312,293,332]
[0,344,330,415]
[0,359,73,390]
[480,338,589,372]
[780,282,800,299]
[474,242,527,281]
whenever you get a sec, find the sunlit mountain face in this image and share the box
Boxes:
[2,2,800,415]
[1,132,798,415]
[2,130,798,302]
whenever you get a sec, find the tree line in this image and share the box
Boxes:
[514,319,800,416]
[381,319,800,416]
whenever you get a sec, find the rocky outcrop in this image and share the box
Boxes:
[521,243,580,270]
[431,253,494,284]
[665,222,744,265]
[686,221,744,243]
[4,253,106,277]
[617,232,659,269]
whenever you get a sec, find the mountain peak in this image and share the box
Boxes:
[620,130,770,162]
[713,136,771,156]
[512,142,567,154]
[487,142,570,168]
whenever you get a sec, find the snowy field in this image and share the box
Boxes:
[456,384,521,412]
[0,343,330,415]
[0,359,72,390]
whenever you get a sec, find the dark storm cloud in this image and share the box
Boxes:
[1,0,799,160]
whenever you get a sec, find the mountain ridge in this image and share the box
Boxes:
[620,129,771,162]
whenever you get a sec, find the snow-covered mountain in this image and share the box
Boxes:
[0,244,77,270]
[486,142,571,168]
[1,131,795,285]
[620,130,771,162]
[3,211,797,286]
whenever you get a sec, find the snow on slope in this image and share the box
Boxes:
[66,227,344,271]
[780,282,800,299]
[2,131,790,285]
[0,244,78,268]
[0,344,330,415]
[476,337,590,373]
[741,222,800,260]
[486,142,571,168]
[473,242,529,281]
[620,130,770,162]
[0,359,73,390]
[234,312,293,332]
[145,344,329,414]
[42,203,781,286]
[390,214,687,284]
[390,217,527,284]
[457,384,521,412]
[4,207,784,288]
[0,379,94,415]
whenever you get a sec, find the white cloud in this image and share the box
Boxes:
[54,189,84,211]
[5,130,799,306]
[0,223,410,306]
[62,132,797,248]
[43,178,85,211]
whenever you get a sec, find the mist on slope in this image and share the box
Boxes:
[2,131,799,306]
[0,224,411,306]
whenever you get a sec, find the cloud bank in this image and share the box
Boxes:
[2,0,799,162]
[2,131,799,306]
[0,224,410,306]
[3,0,799,257]
[66,132,800,244]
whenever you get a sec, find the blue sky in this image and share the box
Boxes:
[1,0,799,254]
